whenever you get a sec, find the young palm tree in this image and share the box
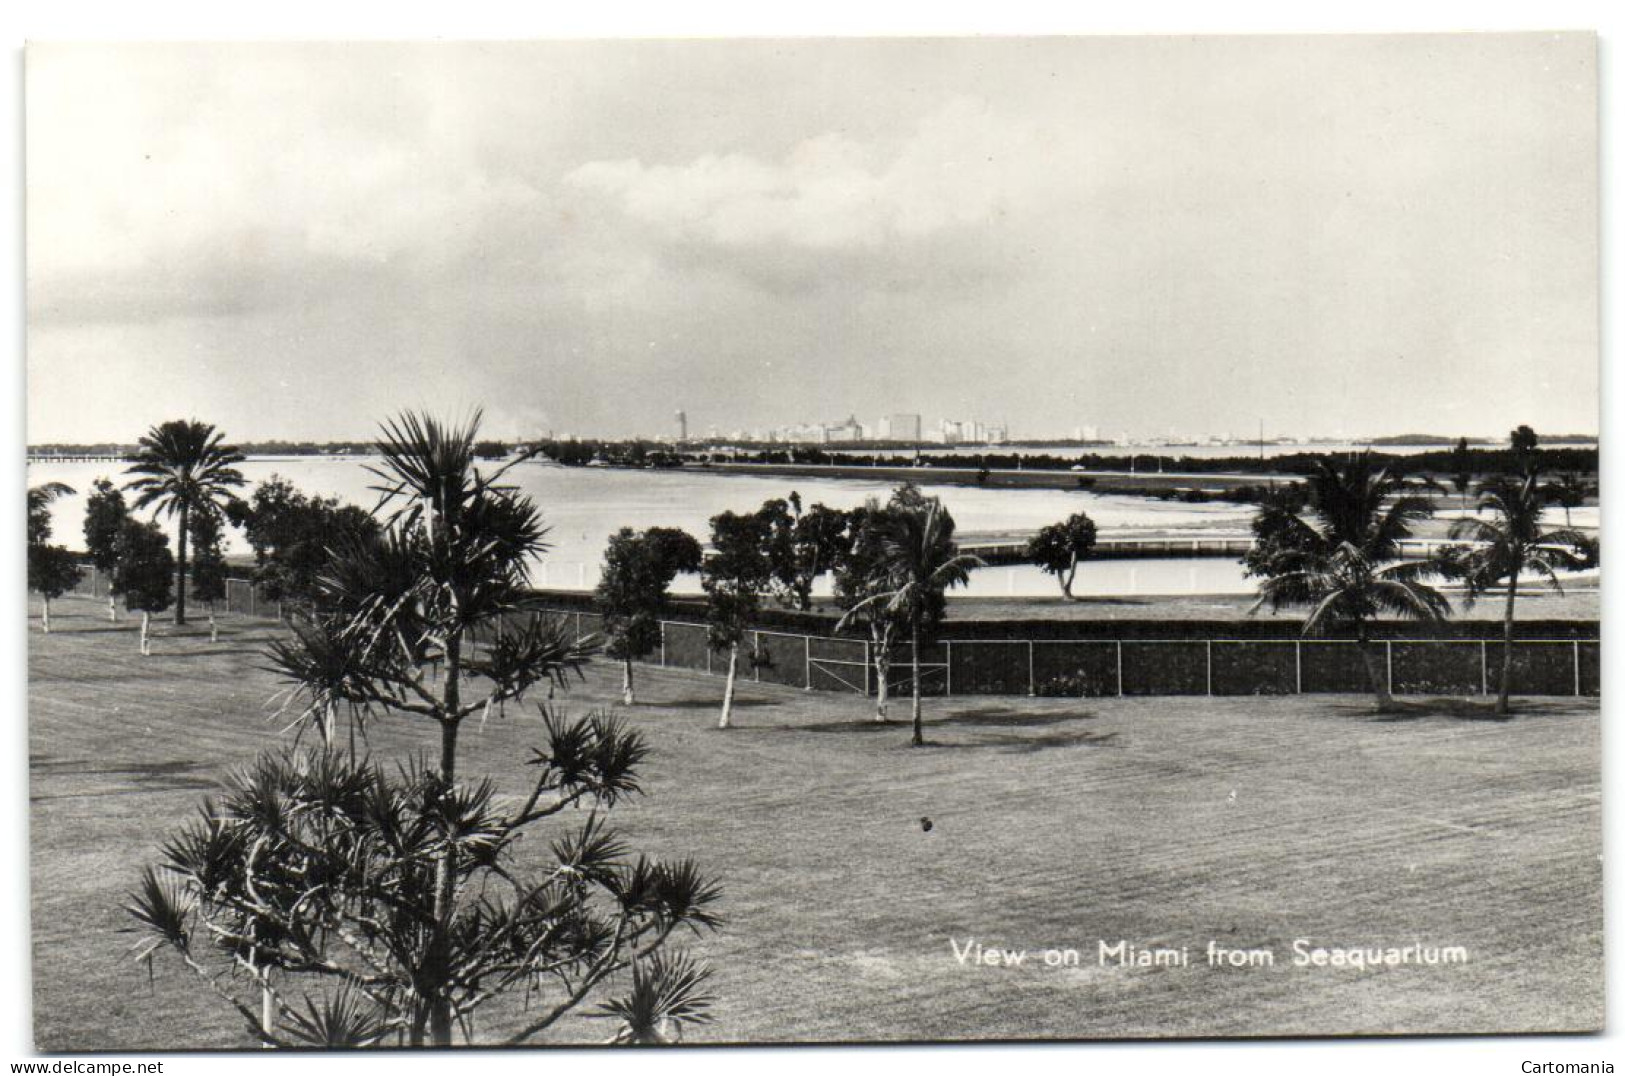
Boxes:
[133,411,722,1049]
[845,494,982,745]
[1250,453,1450,712]
[1444,473,1595,715]
[124,420,246,625]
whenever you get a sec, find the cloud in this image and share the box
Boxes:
[566,97,1053,256]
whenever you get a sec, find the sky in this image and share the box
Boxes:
[25,34,1598,444]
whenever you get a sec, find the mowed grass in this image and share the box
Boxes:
[27,594,1601,1049]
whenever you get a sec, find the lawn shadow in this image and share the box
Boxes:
[30,755,221,796]
[1321,696,1594,723]
[650,696,781,711]
[933,706,1100,729]
[917,727,1120,753]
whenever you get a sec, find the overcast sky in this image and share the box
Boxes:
[26,34,1596,443]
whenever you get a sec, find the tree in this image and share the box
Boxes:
[1439,473,1596,715]
[1543,472,1592,528]
[1449,437,1473,512]
[131,410,722,1048]
[1249,453,1449,712]
[124,420,247,626]
[189,504,230,643]
[841,489,981,746]
[1026,512,1098,599]
[228,475,378,618]
[27,480,73,546]
[759,493,851,612]
[834,500,908,722]
[702,510,772,729]
[596,527,703,705]
[28,545,82,634]
[128,724,722,1048]
[113,519,174,655]
[1510,425,1539,475]
[83,477,130,621]
[27,482,82,633]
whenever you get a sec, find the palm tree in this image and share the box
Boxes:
[1444,474,1595,715]
[26,481,74,545]
[845,494,982,745]
[124,420,246,625]
[1542,471,1592,528]
[1250,453,1450,712]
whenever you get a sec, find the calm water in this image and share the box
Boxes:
[25,456,1598,598]
[826,440,1598,460]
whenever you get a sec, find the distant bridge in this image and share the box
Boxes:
[27,452,134,464]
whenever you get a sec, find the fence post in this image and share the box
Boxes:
[660,622,667,667]
[1480,640,1489,695]
[753,631,761,682]
[805,634,812,691]
[1027,640,1035,697]
[1385,640,1394,697]
[1116,641,1125,697]
[945,641,953,696]
[1205,640,1213,695]
[1574,640,1582,697]
[1295,640,1302,694]
[864,641,871,697]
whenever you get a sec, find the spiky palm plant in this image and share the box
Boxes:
[842,492,982,745]
[1249,453,1450,711]
[124,420,246,625]
[130,411,724,1049]
[1442,473,1596,715]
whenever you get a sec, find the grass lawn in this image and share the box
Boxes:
[27,594,1601,1048]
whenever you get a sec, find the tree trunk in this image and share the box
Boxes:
[910,619,923,746]
[718,644,738,729]
[425,638,462,1048]
[1356,626,1392,712]
[1497,569,1520,716]
[140,610,151,656]
[108,592,117,622]
[874,649,890,721]
[209,604,218,643]
[622,657,635,706]
[175,502,189,625]
[1062,554,1078,600]
[40,596,51,634]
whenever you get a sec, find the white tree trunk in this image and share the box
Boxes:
[622,658,635,706]
[140,611,151,656]
[108,593,117,622]
[874,654,890,721]
[41,597,51,634]
[209,608,218,643]
[718,644,738,729]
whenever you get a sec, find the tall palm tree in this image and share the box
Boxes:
[1250,453,1450,712]
[124,420,246,625]
[1445,473,1595,715]
[846,495,982,745]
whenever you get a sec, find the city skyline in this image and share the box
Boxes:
[28,36,1598,444]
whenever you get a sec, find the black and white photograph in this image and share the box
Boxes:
[14,24,1607,1060]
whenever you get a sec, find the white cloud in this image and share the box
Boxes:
[566,97,1053,252]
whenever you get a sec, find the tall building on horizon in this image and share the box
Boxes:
[887,413,921,442]
[675,409,688,442]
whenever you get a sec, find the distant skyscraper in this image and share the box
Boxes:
[675,410,688,442]
[888,413,922,442]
